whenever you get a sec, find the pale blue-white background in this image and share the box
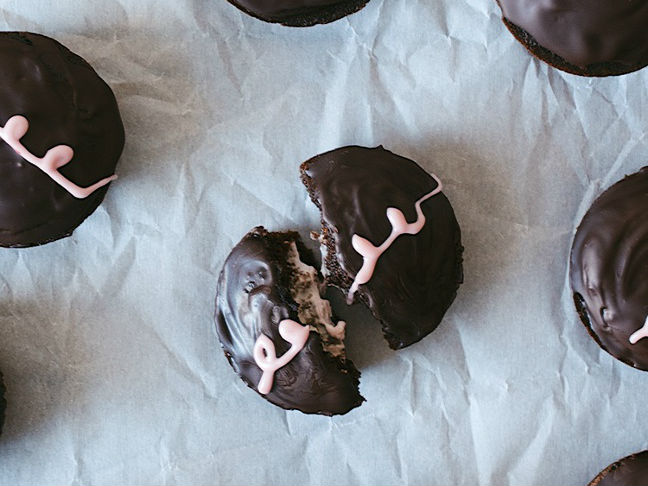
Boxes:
[0,0,647,484]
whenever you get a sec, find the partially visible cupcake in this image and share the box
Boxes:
[496,1,648,76]
[0,32,124,248]
[570,167,648,369]
[225,0,370,27]
[589,451,648,486]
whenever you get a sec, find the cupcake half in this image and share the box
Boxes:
[301,146,464,349]
[215,227,363,415]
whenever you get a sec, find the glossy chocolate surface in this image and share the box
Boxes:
[227,0,369,26]
[214,227,363,415]
[498,0,648,70]
[589,451,648,486]
[570,167,648,370]
[0,32,124,248]
[301,146,463,349]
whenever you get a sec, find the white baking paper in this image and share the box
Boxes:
[0,0,647,484]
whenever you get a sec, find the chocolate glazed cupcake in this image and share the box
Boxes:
[570,167,648,370]
[226,0,370,27]
[589,451,648,486]
[301,146,463,349]
[0,32,124,248]
[496,1,648,76]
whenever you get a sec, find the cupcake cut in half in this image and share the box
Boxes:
[215,146,462,414]
[226,0,370,27]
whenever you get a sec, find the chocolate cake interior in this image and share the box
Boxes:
[284,234,347,358]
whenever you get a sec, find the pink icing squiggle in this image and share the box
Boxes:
[253,319,310,395]
[629,316,648,344]
[347,173,443,304]
[0,115,117,199]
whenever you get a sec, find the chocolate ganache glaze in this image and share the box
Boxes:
[215,227,363,415]
[570,167,648,370]
[497,0,648,76]
[0,32,124,248]
[227,0,369,26]
[301,146,463,349]
[589,451,648,486]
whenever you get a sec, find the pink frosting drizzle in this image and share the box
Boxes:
[629,316,648,344]
[0,115,117,199]
[347,173,443,304]
[253,319,310,395]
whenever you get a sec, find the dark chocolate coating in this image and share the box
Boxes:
[497,0,648,76]
[301,146,463,349]
[589,451,648,486]
[214,227,363,415]
[0,32,124,248]
[226,0,369,27]
[570,167,648,370]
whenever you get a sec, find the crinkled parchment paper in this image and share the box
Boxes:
[0,0,647,484]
